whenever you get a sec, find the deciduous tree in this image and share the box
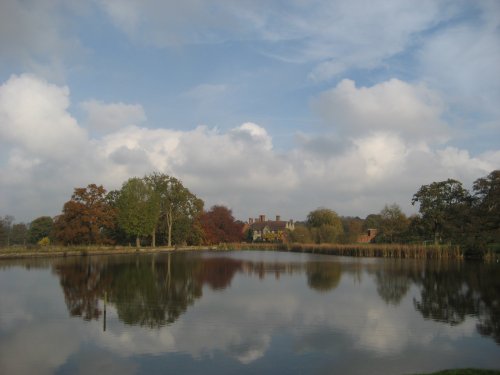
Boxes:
[288,224,312,244]
[472,170,500,244]
[28,216,53,244]
[411,179,470,244]
[53,184,115,245]
[117,178,160,248]
[379,204,409,243]
[144,173,203,247]
[0,215,14,247]
[307,208,343,244]
[10,223,28,246]
[200,205,244,244]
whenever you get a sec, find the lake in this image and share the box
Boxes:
[0,250,499,374]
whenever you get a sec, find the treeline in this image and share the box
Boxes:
[0,173,244,247]
[280,170,500,254]
[0,170,498,253]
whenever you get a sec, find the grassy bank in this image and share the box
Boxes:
[0,244,218,260]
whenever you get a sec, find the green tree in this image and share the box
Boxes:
[364,213,382,231]
[307,208,343,244]
[10,223,28,246]
[102,190,131,245]
[340,217,364,243]
[0,215,14,247]
[411,179,470,244]
[288,224,312,243]
[379,204,409,243]
[28,216,53,244]
[472,170,500,244]
[117,178,160,248]
[144,173,203,247]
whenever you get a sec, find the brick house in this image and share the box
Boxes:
[248,215,295,242]
[357,228,378,243]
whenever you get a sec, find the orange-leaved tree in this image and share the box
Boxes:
[54,184,115,245]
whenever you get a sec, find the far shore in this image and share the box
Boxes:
[1,242,498,261]
[0,245,219,260]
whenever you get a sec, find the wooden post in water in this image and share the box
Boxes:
[103,291,107,332]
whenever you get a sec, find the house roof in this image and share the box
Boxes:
[250,220,288,231]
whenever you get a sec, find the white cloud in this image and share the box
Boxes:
[0,74,87,159]
[353,133,408,179]
[81,100,146,133]
[311,78,448,142]
[0,74,497,223]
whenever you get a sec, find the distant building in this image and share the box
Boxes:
[247,215,295,242]
[357,228,378,243]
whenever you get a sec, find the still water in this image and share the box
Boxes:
[0,251,499,375]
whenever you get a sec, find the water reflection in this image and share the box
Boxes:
[49,253,500,346]
[413,262,500,344]
[52,254,346,328]
[306,261,342,292]
[1,251,499,375]
[367,259,500,344]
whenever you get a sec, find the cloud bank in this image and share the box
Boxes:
[1,74,498,222]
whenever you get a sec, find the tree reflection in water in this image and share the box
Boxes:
[371,260,419,305]
[53,254,346,327]
[306,262,342,292]
[370,259,500,344]
[53,253,500,345]
[53,259,112,320]
[413,262,500,344]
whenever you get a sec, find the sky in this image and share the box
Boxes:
[0,0,499,223]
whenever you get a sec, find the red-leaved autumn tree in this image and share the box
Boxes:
[200,205,244,245]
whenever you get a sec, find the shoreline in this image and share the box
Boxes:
[0,245,219,260]
[1,242,498,261]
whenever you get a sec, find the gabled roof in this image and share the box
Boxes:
[250,220,288,232]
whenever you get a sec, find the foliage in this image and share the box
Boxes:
[307,208,343,244]
[10,223,28,246]
[53,184,116,245]
[408,170,499,255]
[378,204,409,243]
[472,170,500,244]
[287,224,313,243]
[412,179,470,244]
[37,236,50,246]
[307,208,340,227]
[200,205,244,244]
[340,217,364,243]
[28,216,53,244]
[117,178,160,247]
[0,215,15,247]
[144,172,204,246]
[363,213,382,231]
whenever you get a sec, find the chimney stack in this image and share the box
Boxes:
[249,218,254,224]
[276,215,281,222]
[259,214,266,222]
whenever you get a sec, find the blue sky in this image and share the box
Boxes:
[0,0,499,222]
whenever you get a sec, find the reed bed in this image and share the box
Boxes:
[233,242,465,260]
[4,242,497,261]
